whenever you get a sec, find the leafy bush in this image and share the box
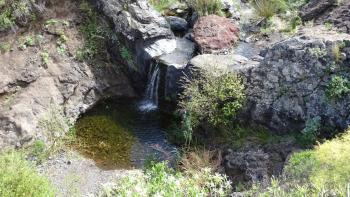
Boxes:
[298,116,321,148]
[76,1,111,61]
[188,0,223,16]
[0,0,34,30]
[245,128,350,196]
[100,161,232,197]
[0,151,55,197]
[180,70,246,128]
[326,75,350,100]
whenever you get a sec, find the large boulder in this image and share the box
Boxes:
[193,15,239,54]
[166,16,189,33]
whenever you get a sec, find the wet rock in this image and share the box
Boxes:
[166,16,188,33]
[193,15,239,54]
[158,38,196,101]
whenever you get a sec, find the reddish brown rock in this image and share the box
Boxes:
[193,15,239,54]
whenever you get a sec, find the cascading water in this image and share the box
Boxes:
[138,62,160,112]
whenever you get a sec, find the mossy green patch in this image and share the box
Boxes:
[73,115,135,169]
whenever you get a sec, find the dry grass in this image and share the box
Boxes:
[180,148,222,173]
[251,0,285,18]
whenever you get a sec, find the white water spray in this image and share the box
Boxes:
[138,62,160,112]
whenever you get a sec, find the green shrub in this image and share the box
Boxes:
[188,0,223,16]
[0,0,33,30]
[309,47,328,58]
[0,41,10,53]
[41,51,50,65]
[100,161,232,197]
[297,116,321,148]
[77,1,110,61]
[180,70,246,128]
[326,75,350,100]
[0,151,55,197]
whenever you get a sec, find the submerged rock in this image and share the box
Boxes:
[193,15,239,54]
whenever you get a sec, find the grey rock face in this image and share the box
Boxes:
[224,149,269,184]
[166,16,189,33]
[243,36,350,133]
[300,0,337,21]
[224,137,298,184]
[96,0,175,61]
[300,0,350,34]
[0,54,135,149]
[97,0,172,41]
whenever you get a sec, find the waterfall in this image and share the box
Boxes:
[138,62,160,112]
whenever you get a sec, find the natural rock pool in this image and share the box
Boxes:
[73,99,178,170]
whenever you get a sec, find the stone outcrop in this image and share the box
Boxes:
[317,1,350,34]
[0,51,135,149]
[225,149,269,184]
[300,0,337,21]
[96,0,176,64]
[242,32,350,133]
[188,28,350,134]
[193,15,239,54]
[301,0,350,33]
[224,137,298,185]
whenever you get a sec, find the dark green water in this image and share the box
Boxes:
[73,99,178,170]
